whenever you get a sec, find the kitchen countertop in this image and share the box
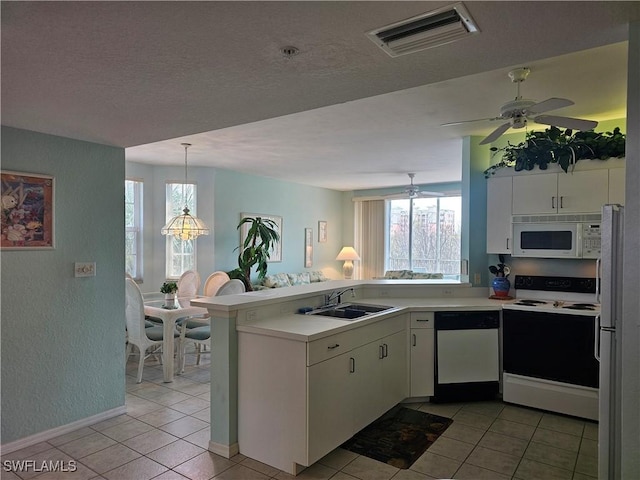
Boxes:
[236,296,508,342]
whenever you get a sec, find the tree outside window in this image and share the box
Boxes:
[166,182,197,278]
[387,196,461,278]
[125,179,143,280]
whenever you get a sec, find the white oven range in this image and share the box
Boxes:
[502,275,600,420]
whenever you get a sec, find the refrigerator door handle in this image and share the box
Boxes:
[594,315,601,361]
[595,257,601,304]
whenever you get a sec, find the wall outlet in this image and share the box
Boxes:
[379,289,389,297]
[474,273,482,285]
[246,310,258,322]
[442,289,453,296]
[74,262,96,277]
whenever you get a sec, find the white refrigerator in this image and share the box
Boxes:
[598,204,624,479]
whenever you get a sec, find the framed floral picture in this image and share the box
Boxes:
[1,171,54,250]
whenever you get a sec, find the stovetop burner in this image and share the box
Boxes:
[514,299,548,306]
[562,303,596,311]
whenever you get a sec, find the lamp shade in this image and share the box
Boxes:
[161,206,211,241]
[161,143,211,240]
[336,246,360,279]
[336,246,360,261]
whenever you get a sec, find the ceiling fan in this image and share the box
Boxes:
[442,67,598,145]
[382,173,444,199]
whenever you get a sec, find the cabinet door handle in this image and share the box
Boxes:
[327,343,340,350]
[552,196,556,209]
[379,345,384,359]
[594,315,601,362]
[383,343,388,358]
[349,357,355,373]
[412,334,417,347]
[506,238,510,250]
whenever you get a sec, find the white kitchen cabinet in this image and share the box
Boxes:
[409,312,434,397]
[608,168,625,205]
[486,176,513,253]
[308,351,353,461]
[512,169,608,215]
[238,313,408,475]
[379,330,408,413]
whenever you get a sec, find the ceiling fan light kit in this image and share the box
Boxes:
[442,67,598,145]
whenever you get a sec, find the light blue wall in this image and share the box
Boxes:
[1,126,125,443]
[214,169,346,281]
[463,136,491,286]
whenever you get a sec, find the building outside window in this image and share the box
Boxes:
[166,182,197,279]
[125,179,143,280]
[387,196,461,278]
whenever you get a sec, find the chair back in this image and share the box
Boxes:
[177,270,201,306]
[216,279,246,296]
[125,278,147,345]
[203,271,231,296]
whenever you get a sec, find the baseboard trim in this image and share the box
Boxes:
[209,440,239,458]
[0,406,127,455]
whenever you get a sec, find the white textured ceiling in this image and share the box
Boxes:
[2,1,638,191]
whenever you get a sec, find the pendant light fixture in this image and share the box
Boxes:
[161,143,211,240]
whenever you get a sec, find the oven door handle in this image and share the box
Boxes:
[594,315,601,362]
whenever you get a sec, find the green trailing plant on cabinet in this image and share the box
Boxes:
[228,216,280,291]
[484,126,626,178]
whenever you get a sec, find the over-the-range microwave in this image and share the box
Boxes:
[511,214,601,259]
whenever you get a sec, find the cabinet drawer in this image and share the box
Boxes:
[308,330,357,366]
[307,314,407,366]
[410,312,434,328]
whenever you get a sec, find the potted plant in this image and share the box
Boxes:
[484,126,626,178]
[229,216,280,291]
[160,281,178,307]
[489,254,511,297]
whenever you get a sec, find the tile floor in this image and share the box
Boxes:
[2,351,599,480]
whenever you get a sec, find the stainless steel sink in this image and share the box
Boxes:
[306,303,393,320]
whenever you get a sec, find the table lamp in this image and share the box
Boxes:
[336,246,360,279]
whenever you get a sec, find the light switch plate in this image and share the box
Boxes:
[75,262,96,277]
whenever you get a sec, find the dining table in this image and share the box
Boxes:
[144,297,209,382]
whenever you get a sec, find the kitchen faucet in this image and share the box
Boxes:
[324,287,355,306]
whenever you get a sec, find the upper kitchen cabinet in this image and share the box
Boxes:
[512,169,609,215]
[486,176,513,254]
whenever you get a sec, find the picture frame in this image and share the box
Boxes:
[240,213,282,262]
[1,170,55,250]
[318,220,327,243]
[305,228,313,267]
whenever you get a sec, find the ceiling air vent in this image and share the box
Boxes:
[366,2,479,57]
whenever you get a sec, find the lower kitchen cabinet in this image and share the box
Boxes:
[410,312,434,397]
[238,313,408,475]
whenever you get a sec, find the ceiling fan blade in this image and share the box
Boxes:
[479,122,511,145]
[527,97,574,114]
[418,191,445,197]
[441,117,501,127]
[534,115,598,131]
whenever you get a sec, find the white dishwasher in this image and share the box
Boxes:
[433,311,500,403]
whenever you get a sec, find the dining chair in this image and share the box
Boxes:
[125,278,179,383]
[203,271,231,296]
[177,269,201,305]
[216,278,246,295]
[178,278,245,372]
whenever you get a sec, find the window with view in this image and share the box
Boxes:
[166,182,197,278]
[386,196,461,279]
[125,179,143,280]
